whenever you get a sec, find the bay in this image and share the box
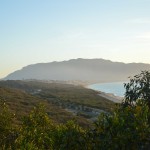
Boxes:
[88,82,127,97]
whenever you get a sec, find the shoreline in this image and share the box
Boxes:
[98,92,123,103]
[85,84,124,103]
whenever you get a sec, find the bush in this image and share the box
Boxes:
[0,100,17,149]
[54,120,87,150]
[15,104,56,150]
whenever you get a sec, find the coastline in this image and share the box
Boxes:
[98,92,123,103]
[85,83,124,103]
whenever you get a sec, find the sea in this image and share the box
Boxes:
[88,82,127,97]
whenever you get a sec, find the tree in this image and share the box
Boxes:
[89,100,150,149]
[124,70,150,107]
[15,104,56,150]
[54,120,87,150]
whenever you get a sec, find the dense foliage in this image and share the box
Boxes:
[124,70,150,107]
[0,71,150,149]
[0,100,150,149]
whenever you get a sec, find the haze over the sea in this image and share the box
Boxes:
[1,0,150,78]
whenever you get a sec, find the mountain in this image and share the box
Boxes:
[4,58,150,82]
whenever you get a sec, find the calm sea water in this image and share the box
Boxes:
[88,82,127,97]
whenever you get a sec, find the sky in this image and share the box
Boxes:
[0,0,150,78]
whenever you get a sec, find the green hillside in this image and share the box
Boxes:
[0,87,90,127]
[0,80,115,112]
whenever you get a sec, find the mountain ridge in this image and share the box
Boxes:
[4,58,150,82]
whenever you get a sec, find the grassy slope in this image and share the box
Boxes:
[0,80,115,112]
[0,87,90,127]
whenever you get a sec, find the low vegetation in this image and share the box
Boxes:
[0,80,115,112]
[0,71,150,149]
[0,87,90,127]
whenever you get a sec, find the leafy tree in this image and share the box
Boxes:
[89,100,150,150]
[54,120,87,150]
[124,70,150,107]
[16,104,56,150]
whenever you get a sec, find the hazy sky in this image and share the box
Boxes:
[0,0,150,78]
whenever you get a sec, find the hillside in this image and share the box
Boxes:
[4,58,150,82]
[0,80,114,110]
[0,86,91,127]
